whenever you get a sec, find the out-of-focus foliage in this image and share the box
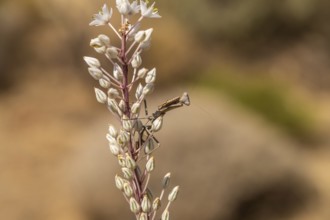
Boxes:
[163,0,326,43]
[199,69,316,141]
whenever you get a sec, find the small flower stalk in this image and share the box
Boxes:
[84,1,190,219]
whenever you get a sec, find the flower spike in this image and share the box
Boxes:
[84,1,188,219]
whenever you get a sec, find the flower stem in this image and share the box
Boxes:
[120,33,147,219]
[108,23,122,40]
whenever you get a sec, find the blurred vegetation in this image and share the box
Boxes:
[162,0,328,43]
[197,69,317,141]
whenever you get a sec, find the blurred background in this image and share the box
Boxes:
[1,0,330,219]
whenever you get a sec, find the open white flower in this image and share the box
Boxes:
[89,4,113,26]
[116,0,140,16]
[140,0,161,18]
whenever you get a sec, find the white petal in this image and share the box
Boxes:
[88,67,103,80]
[144,28,153,42]
[140,0,148,15]
[145,68,156,83]
[84,56,101,68]
[102,4,108,14]
[94,88,107,104]
[152,116,163,132]
[89,4,112,26]
[135,83,143,100]
[113,63,123,80]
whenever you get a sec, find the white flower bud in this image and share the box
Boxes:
[129,197,140,214]
[107,88,120,98]
[145,68,156,84]
[168,186,179,202]
[115,175,124,190]
[89,38,102,47]
[121,130,130,141]
[94,88,107,104]
[144,28,153,42]
[138,213,148,220]
[88,67,103,80]
[117,130,130,146]
[90,38,107,53]
[162,173,171,189]
[109,143,120,155]
[146,156,155,173]
[131,102,141,114]
[144,138,155,154]
[153,198,161,211]
[161,210,169,220]
[141,195,151,212]
[140,28,153,49]
[137,68,148,79]
[134,30,146,43]
[123,182,133,197]
[113,63,123,81]
[98,34,110,46]
[117,154,126,167]
[131,54,142,69]
[142,83,154,96]
[84,56,101,68]
[106,47,119,58]
[99,78,111,88]
[106,133,117,145]
[122,167,133,179]
[152,116,163,132]
[107,98,120,116]
[135,83,143,100]
[116,0,131,15]
[109,125,118,137]
[122,116,133,131]
[125,153,136,169]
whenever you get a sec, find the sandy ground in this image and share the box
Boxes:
[0,73,330,220]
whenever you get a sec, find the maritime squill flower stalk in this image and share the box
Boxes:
[84,1,190,219]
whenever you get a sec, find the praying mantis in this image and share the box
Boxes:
[133,92,190,158]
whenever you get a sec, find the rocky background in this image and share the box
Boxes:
[1,0,330,220]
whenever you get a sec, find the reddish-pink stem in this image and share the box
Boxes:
[120,33,146,218]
